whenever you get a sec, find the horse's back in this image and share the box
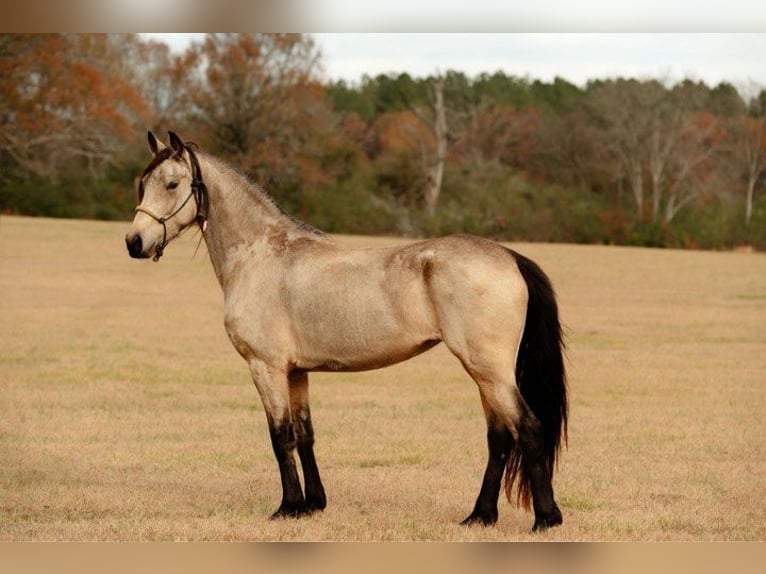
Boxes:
[412,234,527,305]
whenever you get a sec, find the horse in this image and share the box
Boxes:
[125,131,568,532]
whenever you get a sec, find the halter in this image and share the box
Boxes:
[135,145,209,262]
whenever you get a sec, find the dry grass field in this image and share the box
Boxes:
[1,215,764,541]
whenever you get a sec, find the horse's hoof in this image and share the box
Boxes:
[303,491,327,513]
[532,506,563,532]
[269,502,310,519]
[303,500,326,514]
[461,511,498,527]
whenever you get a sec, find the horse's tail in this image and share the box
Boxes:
[505,249,568,510]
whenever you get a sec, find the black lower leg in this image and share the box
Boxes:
[462,424,513,526]
[268,418,307,518]
[295,414,326,512]
[518,415,562,531]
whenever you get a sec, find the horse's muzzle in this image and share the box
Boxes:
[126,233,147,259]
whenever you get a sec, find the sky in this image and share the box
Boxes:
[142,32,766,91]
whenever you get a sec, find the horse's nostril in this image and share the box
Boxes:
[126,234,143,258]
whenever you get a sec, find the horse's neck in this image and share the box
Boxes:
[199,155,322,288]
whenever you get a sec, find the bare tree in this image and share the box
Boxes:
[585,79,665,219]
[649,82,725,223]
[178,34,324,184]
[647,91,685,221]
[736,84,766,226]
[420,75,447,217]
[585,78,725,223]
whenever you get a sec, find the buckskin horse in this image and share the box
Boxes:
[125,131,568,531]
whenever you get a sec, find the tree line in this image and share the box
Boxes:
[1,33,764,248]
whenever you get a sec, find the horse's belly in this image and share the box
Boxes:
[288,248,440,371]
[293,305,440,372]
[300,337,441,373]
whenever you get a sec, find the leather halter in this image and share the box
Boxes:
[135,145,209,262]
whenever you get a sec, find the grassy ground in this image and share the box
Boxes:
[1,215,764,541]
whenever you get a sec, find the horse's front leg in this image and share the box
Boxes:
[248,360,307,518]
[289,370,326,513]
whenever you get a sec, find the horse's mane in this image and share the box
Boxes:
[200,151,326,237]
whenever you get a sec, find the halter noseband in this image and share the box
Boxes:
[135,145,209,262]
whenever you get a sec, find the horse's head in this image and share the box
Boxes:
[125,131,207,261]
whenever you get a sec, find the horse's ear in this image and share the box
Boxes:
[147,131,166,155]
[168,131,185,156]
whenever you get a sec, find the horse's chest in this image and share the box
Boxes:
[223,284,292,355]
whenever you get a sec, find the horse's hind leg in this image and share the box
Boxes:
[288,370,327,513]
[460,365,561,531]
[461,395,513,526]
[515,394,563,531]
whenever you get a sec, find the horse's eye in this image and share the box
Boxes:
[167,181,179,190]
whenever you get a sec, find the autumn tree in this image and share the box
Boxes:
[350,73,450,215]
[458,101,540,171]
[0,34,148,182]
[371,109,434,208]
[175,33,331,194]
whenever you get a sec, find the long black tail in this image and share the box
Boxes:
[505,249,568,510]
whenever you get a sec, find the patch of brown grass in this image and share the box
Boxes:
[1,216,764,540]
